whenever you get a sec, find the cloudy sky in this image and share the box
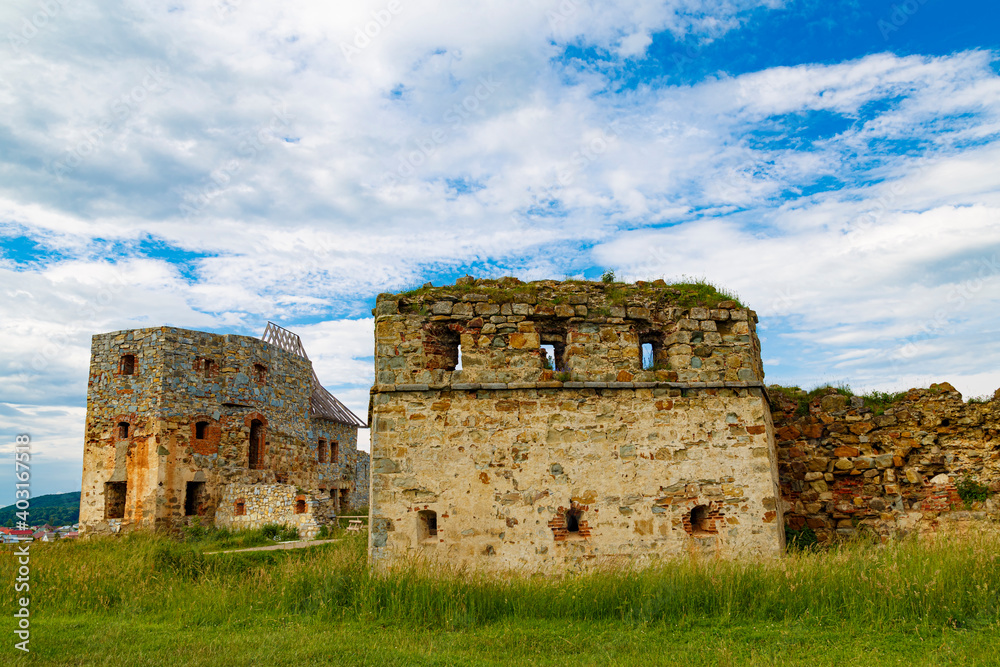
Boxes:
[1,0,999,503]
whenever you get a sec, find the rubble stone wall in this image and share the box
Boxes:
[773,383,1000,542]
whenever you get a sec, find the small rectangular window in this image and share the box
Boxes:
[120,354,135,375]
[418,509,437,539]
[105,482,127,519]
[185,481,206,517]
[331,440,339,464]
[641,343,654,370]
[539,341,567,372]
[202,358,214,378]
[118,422,129,439]
[195,421,208,439]
[318,438,328,463]
[234,498,246,516]
[253,363,267,383]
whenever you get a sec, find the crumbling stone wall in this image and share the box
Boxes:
[80,326,363,536]
[369,278,784,572]
[773,383,1000,542]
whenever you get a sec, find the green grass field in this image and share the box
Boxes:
[4,532,1000,665]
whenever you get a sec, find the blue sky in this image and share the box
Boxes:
[1,0,999,504]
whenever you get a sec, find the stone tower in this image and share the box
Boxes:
[368,278,784,572]
[80,324,367,537]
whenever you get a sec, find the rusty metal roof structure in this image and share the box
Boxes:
[261,321,367,427]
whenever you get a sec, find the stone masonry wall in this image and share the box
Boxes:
[773,383,1000,543]
[369,278,784,572]
[374,278,762,388]
[216,483,321,539]
[81,326,362,536]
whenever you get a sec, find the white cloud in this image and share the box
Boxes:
[2,0,1000,499]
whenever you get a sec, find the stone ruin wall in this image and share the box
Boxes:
[773,383,1000,543]
[81,327,361,536]
[369,278,785,572]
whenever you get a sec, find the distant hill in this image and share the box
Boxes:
[0,492,80,528]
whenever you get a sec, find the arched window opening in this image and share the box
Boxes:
[195,421,209,439]
[234,498,246,516]
[120,354,135,375]
[249,419,263,469]
[418,509,438,540]
[117,422,130,439]
[295,498,307,514]
[318,438,328,463]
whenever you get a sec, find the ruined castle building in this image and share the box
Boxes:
[80,323,368,538]
[369,278,785,572]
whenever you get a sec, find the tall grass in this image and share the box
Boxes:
[5,532,999,630]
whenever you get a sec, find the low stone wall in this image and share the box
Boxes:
[772,383,1000,543]
[216,483,321,539]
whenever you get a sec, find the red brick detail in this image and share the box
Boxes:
[253,363,268,384]
[195,357,218,379]
[190,415,221,455]
[683,502,724,536]
[548,502,592,541]
[234,498,246,516]
[111,414,137,444]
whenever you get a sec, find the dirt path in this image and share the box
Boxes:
[204,538,342,555]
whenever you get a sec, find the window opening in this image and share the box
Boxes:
[688,504,717,535]
[331,440,339,464]
[120,354,135,375]
[202,358,214,378]
[105,482,127,519]
[418,509,437,539]
[565,508,581,533]
[249,419,263,469]
[253,363,267,383]
[539,332,568,372]
[318,438,328,463]
[641,343,654,370]
[295,498,307,514]
[234,498,246,516]
[425,325,460,371]
[639,333,664,371]
[185,481,207,516]
[339,488,349,510]
[195,421,208,439]
[456,345,463,371]
[117,422,130,439]
[540,344,556,370]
